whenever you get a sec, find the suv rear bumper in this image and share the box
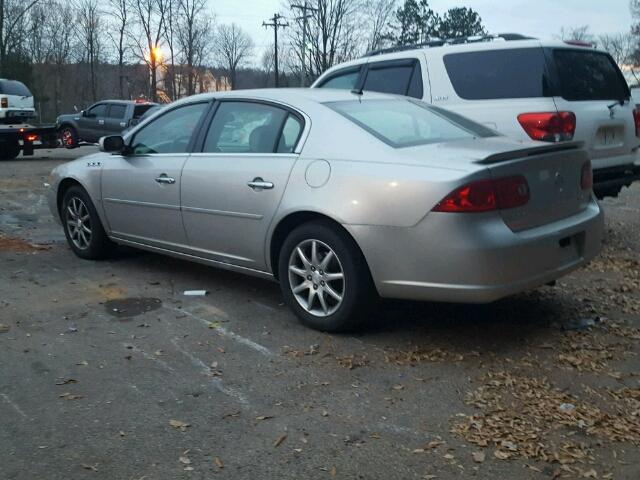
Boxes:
[593,163,640,198]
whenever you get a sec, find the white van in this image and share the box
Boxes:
[0,79,36,123]
[312,35,640,198]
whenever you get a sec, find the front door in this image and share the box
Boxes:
[181,101,305,271]
[78,103,107,142]
[101,101,209,250]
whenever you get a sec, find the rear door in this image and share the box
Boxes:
[547,48,636,170]
[436,46,558,134]
[181,100,305,271]
[104,103,129,136]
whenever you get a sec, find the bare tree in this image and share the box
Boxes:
[107,0,131,98]
[128,0,169,102]
[600,32,635,65]
[557,25,597,45]
[363,0,396,52]
[0,0,41,72]
[45,1,75,115]
[214,23,253,90]
[177,0,213,96]
[76,0,103,102]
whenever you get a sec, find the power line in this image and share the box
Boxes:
[262,13,289,88]
[291,2,318,87]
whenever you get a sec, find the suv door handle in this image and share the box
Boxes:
[247,177,274,190]
[155,175,176,185]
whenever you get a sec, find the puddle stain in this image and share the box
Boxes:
[105,297,163,319]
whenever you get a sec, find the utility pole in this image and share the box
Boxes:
[263,13,289,88]
[292,2,318,87]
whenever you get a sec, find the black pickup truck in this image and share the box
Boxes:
[56,100,158,148]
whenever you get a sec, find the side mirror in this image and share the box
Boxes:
[99,135,125,153]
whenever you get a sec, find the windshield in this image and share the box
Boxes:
[326,99,497,148]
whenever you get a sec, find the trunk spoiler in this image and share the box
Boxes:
[475,141,585,165]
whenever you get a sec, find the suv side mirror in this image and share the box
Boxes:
[99,135,125,153]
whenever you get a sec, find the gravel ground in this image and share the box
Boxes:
[1,151,639,480]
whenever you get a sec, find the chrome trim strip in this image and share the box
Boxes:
[104,198,180,211]
[109,236,275,281]
[182,205,263,220]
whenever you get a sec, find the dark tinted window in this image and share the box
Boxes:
[407,65,424,98]
[131,102,207,154]
[328,99,495,148]
[364,64,414,96]
[107,104,127,119]
[318,70,359,90]
[0,80,32,96]
[134,104,157,119]
[553,49,629,101]
[204,102,288,154]
[87,103,107,117]
[444,48,552,100]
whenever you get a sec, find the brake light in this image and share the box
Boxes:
[581,161,593,191]
[0,97,7,108]
[633,108,640,137]
[433,176,530,213]
[517,112,576,142]
[25,134,38,142]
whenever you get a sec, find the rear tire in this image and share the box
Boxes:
[278,220,376,332]
[59,125,79,149]
[61,186,114,259]
[0,138,20,160]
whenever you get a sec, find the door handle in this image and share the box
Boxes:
[247,177,274,190]
[155,175,176,185]
[98,119,105,125]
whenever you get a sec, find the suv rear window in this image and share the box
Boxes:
[327,99,496,148]
[553,49,629,101]
[444,48,552,100]
[0,80,32,97]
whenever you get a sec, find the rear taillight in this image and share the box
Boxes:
[581,161,593,191]
[517,112,576,142]
[433,176,530,213]
[633,108,640,137]
[0,97,7,108]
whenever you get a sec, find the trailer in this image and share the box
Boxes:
[0,123,59,160]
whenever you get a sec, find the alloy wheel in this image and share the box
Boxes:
[288,239,345,317]
[65,197,92,250]
[61,128,74,147]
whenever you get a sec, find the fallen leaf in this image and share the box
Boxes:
[274,433,288,447]
[76,361,89,366]
[443,453,455,460]
[59,392,83,400]
[213,457,224,469]
[169,419,190,431]
[179,456,191,465]
[0,324,10,333]
[81,464,98,471]
[494,450,511,460]
[392,384,404,391]
[255,415,273,421]
[472,451,486,463]
[582,469,598,478]
[330,466,337,477]
[55,378,78,385]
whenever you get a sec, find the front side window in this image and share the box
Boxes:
[318,70,360,90]
[87,103,107,117]
[327,99,496,148]
[130,102,208,154]
[363,63,423,98]
[444,48,552,100]
[107,104,127,119]
[203,102,294,154]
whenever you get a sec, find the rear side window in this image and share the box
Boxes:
[363,62,423,98]
[107,104,127,119]
[444,48,552,100]
[0,80,32,97]
[327,99,495,148]
[318,70,360,90]
[553,49,629,101]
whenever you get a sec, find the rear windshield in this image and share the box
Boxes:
[134,104,157,119]
[326,99,496,148]
[444,48,552,100]
[0,80,32,97]
[552,49,629,101]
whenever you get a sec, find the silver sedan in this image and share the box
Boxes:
[47,89,604,331]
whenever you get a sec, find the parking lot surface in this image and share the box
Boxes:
[1,150,639,479]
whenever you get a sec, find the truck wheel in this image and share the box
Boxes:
[59,126,79,149]
[0,139,20,160]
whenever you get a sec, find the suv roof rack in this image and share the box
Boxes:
[365,33,536,57]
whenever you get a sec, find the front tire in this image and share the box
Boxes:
[278,221,376,332]
[61,186,113,259]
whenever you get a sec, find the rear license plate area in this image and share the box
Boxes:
[596,126,624,148]
[558,231,585,261]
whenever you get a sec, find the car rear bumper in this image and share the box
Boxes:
[347,198,604,303]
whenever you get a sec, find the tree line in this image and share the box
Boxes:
[0,0,638,123]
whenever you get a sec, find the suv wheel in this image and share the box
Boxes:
[278,221,376,332]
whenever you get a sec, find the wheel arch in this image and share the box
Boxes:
[56,178,85,219]
[268,210,373,282]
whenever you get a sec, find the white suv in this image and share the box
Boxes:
[312,35,640,198]
[0,79,36,124]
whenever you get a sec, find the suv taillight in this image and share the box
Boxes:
[633,108,640,137]
[517,112,576,142]
[0,97,8,108]
[581,161,593,191]
[433,176,530,213]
